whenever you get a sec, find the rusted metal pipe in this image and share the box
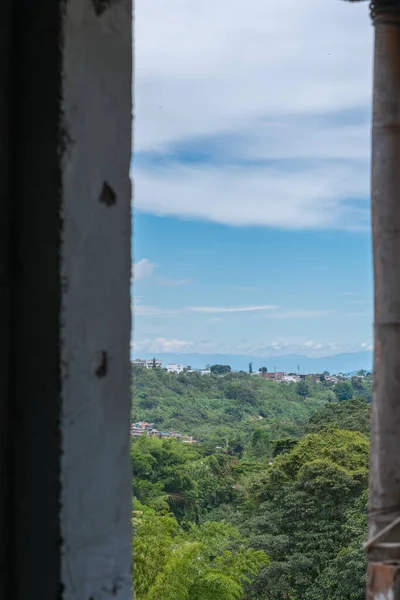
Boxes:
[369,0,400,598]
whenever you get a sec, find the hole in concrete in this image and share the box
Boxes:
[95,351,108,378]
[99,181,117,207]
[92,0,116,17]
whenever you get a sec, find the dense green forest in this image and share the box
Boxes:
[132,366,371,599]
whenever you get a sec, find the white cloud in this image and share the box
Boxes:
[133,303,278,316]
[134,0,372,229]
[302,340,316,348]
[360,342,373,350]
[189,304,278,314]
[134,337,193,353]
[132,337,373,357]
[133,258,156,280]
[133,260,191,286]
[136,0,371,152]
[135,161,369,230]
[301,341,324,350]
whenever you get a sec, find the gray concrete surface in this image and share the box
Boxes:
[0,0,133,598]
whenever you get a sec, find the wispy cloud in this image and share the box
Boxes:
[134,161,369,230]
[189,305,278,314]
[133,258,156,280]
[135,0,372,230]
[360,342,373,350]
[301,340,323,350]
[133,303,278,316]
[134,337,193,353]
[132,337,374,357]
[133,258,191,287]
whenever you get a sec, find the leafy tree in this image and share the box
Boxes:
[272,438,298,457]
[152,357,157,369]
[334,381,354,402]
[226,384,258,407]
[249,362,253,374]
[250,429,271,458]
[211,364,231,375]
[351,376,364,392]
[131,368,371,600]
[296,380,310,398]
[245,429,369,600]
[259,367,268,373]
[308,492,367,600]
[306,398,370,436]
[133,513,269,600]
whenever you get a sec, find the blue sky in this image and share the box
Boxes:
[132,0,374,358]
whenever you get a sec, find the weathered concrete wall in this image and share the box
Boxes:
[0,0,132,598]
[60,0,132,597]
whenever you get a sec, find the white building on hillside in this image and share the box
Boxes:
[166,364,185,374]
[132,358,162,369]
[282,375,299,383]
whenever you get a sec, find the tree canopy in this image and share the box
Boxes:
[131,367,372,599]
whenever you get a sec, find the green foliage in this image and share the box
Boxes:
[306,397,370,436]
[334,381,354,402]
[271,437,298,457]
[133,513,268,600]
[244,429,369,600]
[296,379,310,397]
[250,428,271,459]
[132,366,328,450]
[132,436,246,523]
[131,368,371,600]
[211,364,232,374]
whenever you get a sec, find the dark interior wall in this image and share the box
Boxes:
[11,0,63,597]
[0,0,13,596]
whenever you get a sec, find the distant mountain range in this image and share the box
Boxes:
[135,351,373,375]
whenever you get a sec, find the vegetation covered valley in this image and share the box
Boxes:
[131,366,372,599]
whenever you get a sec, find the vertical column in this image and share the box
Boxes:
[0,0,132,598]
[59,0,132,597]
[369,1,400,597]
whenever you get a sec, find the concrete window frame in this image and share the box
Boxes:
[0,1,133,598]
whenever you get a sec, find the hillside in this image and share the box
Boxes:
[131,365,372,449]
[132,370,372,600]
